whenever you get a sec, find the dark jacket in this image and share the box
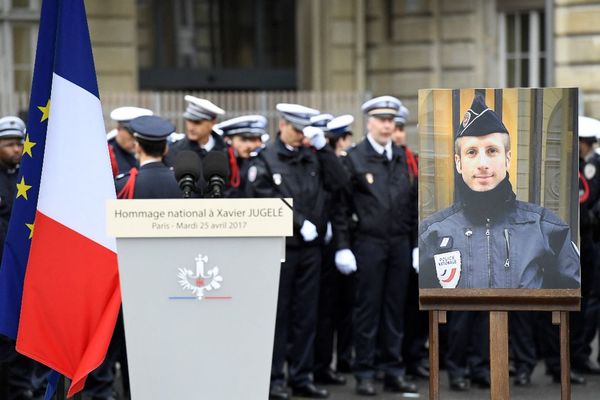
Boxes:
[419,187,580,289]
[108,137,138,175]
[333,138,417,249]
[0,165,18,257]
[245,136,348,247]
[580,152,600,237]
[115,161,181,199]
[164,131,226,167]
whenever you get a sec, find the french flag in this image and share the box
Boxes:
[15,0,120,396]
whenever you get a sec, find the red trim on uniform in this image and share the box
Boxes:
[580,171,590,204]
[108,144,118,177]
[405,146,418,178]
[228,147,240,188]
[117,167,138,199]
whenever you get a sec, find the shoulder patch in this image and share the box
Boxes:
[248,165,258,183]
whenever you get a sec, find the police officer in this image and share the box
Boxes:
[216,115,267,198]
[326,115,354,156]
[164,95,225,166]
[107,106,153,176]
[581,116,600,373]
[116,115,181,199]
[0,116,44,400]
[313,114,355,386]
[332,96,418,396]
[419,94,580,289]
[390,106,429,379]
[246,103,348,399]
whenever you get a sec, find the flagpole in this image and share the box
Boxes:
[55,376,65,400]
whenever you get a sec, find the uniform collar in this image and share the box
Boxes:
[366,134,392,160]
[140,159,162,167]
[202,134,215,152]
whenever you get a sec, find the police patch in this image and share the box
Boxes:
[462,111,471,128]
[365,173,374,184]
[248,166,257,183]
[584,163,596,180]
[273,173,282,185]
[434,250,461,289]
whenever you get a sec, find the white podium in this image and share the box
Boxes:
[107,198,293,399]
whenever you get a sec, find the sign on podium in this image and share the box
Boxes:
[107,198,293,399]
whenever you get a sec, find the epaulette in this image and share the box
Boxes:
[168,132,186,144]
[419,203,462,234]
[515,201,568,227]
[115,172,131,180]
[249,145,266,158]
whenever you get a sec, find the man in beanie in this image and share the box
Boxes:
[418,95,581,390]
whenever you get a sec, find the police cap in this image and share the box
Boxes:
[0,116,25,140]
[326,114,354,139]
[183,95,225,121]
[130,115,176,141]
[579,116,600,142]
[457,95,508,138]
[394,105,409,126]
[361,96,402,118]
[310,114,334,131]
[276,103,320,130]
[216,115,267,138]
[110,106,153,124]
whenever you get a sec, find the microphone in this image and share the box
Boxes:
[173,151,202,198]
[203,151,230,198]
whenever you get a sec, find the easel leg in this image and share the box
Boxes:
[489,311,509,400]
[553,311,571,400]
[428,310,446,400]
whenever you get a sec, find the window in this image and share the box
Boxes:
[138,0,297,90]
[498,9,546,87]
[0,0,39,94]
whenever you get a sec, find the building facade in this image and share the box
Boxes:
[1,0,600,120]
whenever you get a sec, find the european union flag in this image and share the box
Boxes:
[0,0,58,339]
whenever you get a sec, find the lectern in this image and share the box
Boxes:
[107,198,293,399]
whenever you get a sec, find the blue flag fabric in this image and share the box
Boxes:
[0,0,58,339]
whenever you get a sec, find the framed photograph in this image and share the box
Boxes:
[418,88,580,310]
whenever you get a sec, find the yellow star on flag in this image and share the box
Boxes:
[16,176,32,200]
[26,223,34,239]
[38,99,50,122]
[22,134,37,158]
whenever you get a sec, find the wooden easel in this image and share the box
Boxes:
[421,288,580,400]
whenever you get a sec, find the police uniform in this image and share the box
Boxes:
[332,96,418,396]
[115,116,181,199]
[418,95,581,389]
[418,97,580,289]
[215,115,267,198]
[107,106,153,175]
[246,104,348,399]
[164,95,226,166]
[0,116,45,400]
[313,115,355,385]
[578,116,600,366]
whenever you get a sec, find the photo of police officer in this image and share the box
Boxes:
[419,94,580,290]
